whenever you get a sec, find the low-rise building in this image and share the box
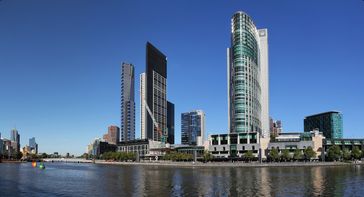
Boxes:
[117,139,167,159]
[88,138,117,158]
[323,138,364,152]
[208,132,260,159]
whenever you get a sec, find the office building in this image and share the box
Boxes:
[10,129,20,153]
[140,72,146,139]
[227,11,269,138]
[181,110,205,146]
[270,118,282,138]
[304,111,343,139]
[167,101,175,144]
[144,42,168,142]
[121,62,135,142]
[103,125,120,145]
[29,137,38,154]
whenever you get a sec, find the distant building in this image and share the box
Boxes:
[29,137,38,154]
[167,101,175,144]
[144,42,168,142]
[0,133,3,156]
[304,111,343,139]
[10,129,20,153]
[88,138,116,158]
[117,139,165,159]
[121,62,135,142]
[270,118,282,138]
[181,110,205,146]
[103,125,120,145]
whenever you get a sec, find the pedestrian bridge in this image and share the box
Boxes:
[43,158,93,163]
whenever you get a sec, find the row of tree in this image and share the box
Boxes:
[268,147,317,162]
[326,145,362,161]
[163,152,194,161]
[101,152,136,161]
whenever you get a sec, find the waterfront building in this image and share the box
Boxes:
[269,118,282,138]
[268,130,325,159]
[29,137,38,154]
[121,62,135,142]
[227,11,269,138]
[173,144,205,159]
[140,72,146,139]
[88,138,116,158]
[103,125,120,145]
[167,101,175,144]
[323,138,364,156]
[181,110,205,146]
[117,139,166,159]
[304,111,343,139]
[144,42,168,142]
[208,132,260,158]
[0,135,3,156]
[10,129,20,153]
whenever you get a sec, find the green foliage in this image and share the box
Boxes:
[304,147,316,161]
[243,150,254,162]
[41,153,48,159]
[342,148,352,161]
[269,148,280,162]
[352,147,361,160]
[203,150,213,162]
[101,152,136,162]
[164,151,193,161]
[327,145,342,161]
[293,149,303,161]
[281,149,291,161]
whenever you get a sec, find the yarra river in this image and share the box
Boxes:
[1,163,364,196]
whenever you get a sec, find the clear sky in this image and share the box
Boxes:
[0,0,363,155]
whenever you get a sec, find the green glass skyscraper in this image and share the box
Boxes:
[304,111,343,139]
[228,11,269,137]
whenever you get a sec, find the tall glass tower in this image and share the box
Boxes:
[121,62,135,142]
[228,11,269,137]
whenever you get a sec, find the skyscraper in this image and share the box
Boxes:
[228,11,269,138]
[145,42,168,142]
[29,137,38,154]
[103,125,120,145]
[140,72,146,139]
[10,129,20,153]
[181,110,205,146]
[121,62,135,142]
[304,111,343,139]
[167,101,175,144]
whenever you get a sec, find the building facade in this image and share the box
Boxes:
[270,118,282,138]
[167,101,175,144]
[103,125,120,145]
[145,42,168,142]
[29,137,38,154]
[304,111,343,139]
[117,139,165,159]
[140,72,146,139]
[121,62,135,142]
[10,129,20,153]
[227,11,269,138]
[181,110,205,146]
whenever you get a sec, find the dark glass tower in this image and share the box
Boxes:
[167,101,175,144]
[121,63,135,142]
[304,111,343,139]
[145,42,167,142]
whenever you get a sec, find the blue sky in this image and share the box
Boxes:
[0,0,363,155]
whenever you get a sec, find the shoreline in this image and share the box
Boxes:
[94,160,364,168]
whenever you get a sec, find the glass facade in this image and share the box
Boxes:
[304,111,343,139]
[229,12,262,133]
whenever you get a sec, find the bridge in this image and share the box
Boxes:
[43,158,93,163]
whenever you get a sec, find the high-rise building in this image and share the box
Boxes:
[121,63,135,142]
[145,42,168,142]
[10,129,20,153]
[167,101,175,144]
[181,110,205,146]
[304,111,343,139]
[227,11,269,138]
[140,72,146,139]
[29,137,38,154]
[269,117,282,138]
[103,125,120,145]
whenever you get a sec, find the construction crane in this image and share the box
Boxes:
[144,100,166,143]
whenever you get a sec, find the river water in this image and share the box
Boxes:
[0,163,364,196]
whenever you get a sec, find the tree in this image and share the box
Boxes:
[281,149,291,162]
[293,149,303,161]
[244,150,254,162]
[327,145,342,161]
[304,147,316,161]
[269,148,280,162]
[342,148,352,161]
[352,146,361,160]
[203,150,212,162]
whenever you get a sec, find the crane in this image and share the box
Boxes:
[144,99,166,143]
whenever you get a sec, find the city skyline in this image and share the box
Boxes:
[1,1,363,155]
